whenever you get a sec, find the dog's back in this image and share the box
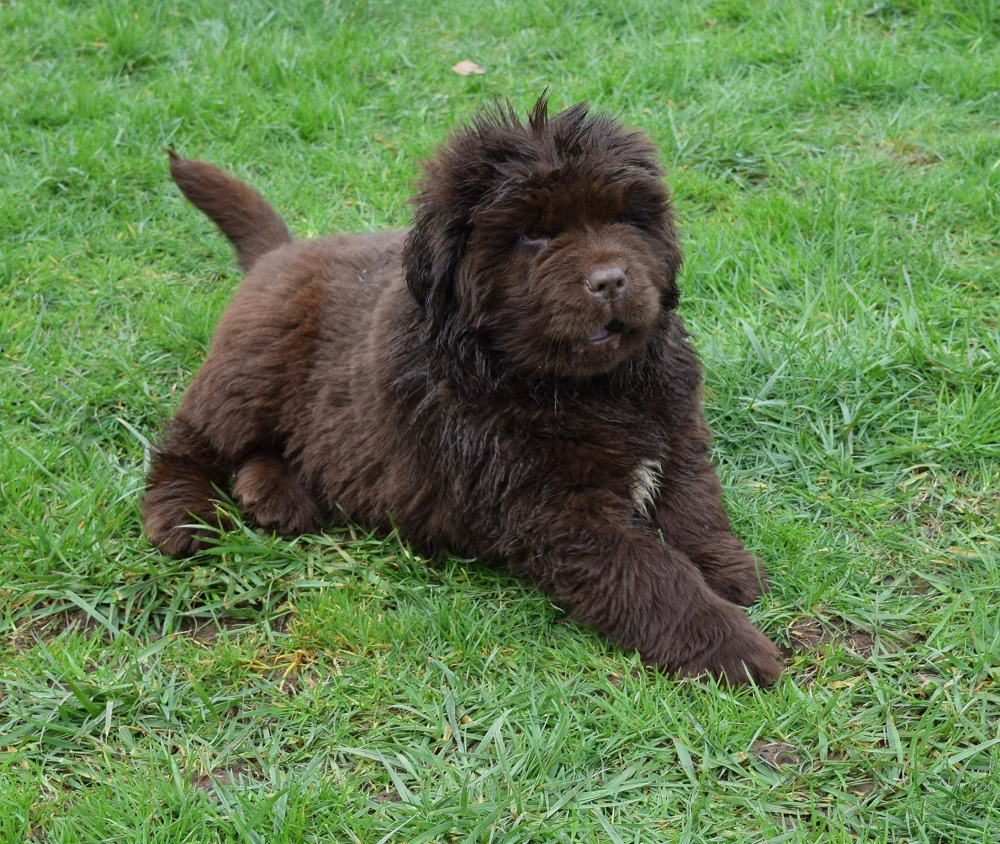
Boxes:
[167,151,293,272]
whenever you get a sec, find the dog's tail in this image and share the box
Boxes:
[167,150,293,272]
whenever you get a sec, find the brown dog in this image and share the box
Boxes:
[143,97,782,686]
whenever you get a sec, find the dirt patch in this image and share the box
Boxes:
[848,776,877,799]
[781,616,914,677]
[193,761,262,797]
[883,140,943,169]
[370,790,402,805]
[173,612,292,643]
[752,740,802,769]
[843,630,876,658]
[239,646,320,692]
[8,610,108,650]
[8,608,291,651]
[786,618,827,653]
[785,617,888,659]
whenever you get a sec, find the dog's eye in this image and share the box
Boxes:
[520,231,551,249]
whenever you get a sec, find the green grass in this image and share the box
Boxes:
[2,0,999,840]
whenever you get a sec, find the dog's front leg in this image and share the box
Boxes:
[651,459,769,607]
[505,507,781,686]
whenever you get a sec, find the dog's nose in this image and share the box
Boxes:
[585,266,627,302]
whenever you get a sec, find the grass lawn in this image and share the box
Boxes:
[2,0,999,840]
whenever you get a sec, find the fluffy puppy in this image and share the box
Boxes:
[143,97,782,686]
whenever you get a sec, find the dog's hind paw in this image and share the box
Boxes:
[145,521,218,557]
[233,454,322,536]
[143,496,232,557]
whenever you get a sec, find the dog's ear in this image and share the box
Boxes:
[659,252,682,311]
[403,204,468,328]
[657,213,684,312]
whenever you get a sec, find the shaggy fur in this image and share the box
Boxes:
[143,98,782,686]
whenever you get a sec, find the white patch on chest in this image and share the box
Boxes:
[631,459,662,517]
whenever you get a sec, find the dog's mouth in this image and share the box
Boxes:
[587,319,632,345]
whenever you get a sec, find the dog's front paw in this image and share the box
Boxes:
[672,598,782,687]
[701,556,769,607]
[682,537,769,607]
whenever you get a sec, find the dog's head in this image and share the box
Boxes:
[404,96,682,379]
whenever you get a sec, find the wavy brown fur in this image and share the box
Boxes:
[143,97,782,686]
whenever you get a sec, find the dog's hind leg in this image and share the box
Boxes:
[232,452,322,536]
[142,419,233,557]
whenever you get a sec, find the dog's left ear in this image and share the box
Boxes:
[653,194,684,312]
[659,228,683,312]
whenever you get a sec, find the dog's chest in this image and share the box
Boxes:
[537,414,667,516]
[447,390,671,521]
[630,458,663,517]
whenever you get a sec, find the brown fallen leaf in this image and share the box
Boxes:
[452,60,485,76]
